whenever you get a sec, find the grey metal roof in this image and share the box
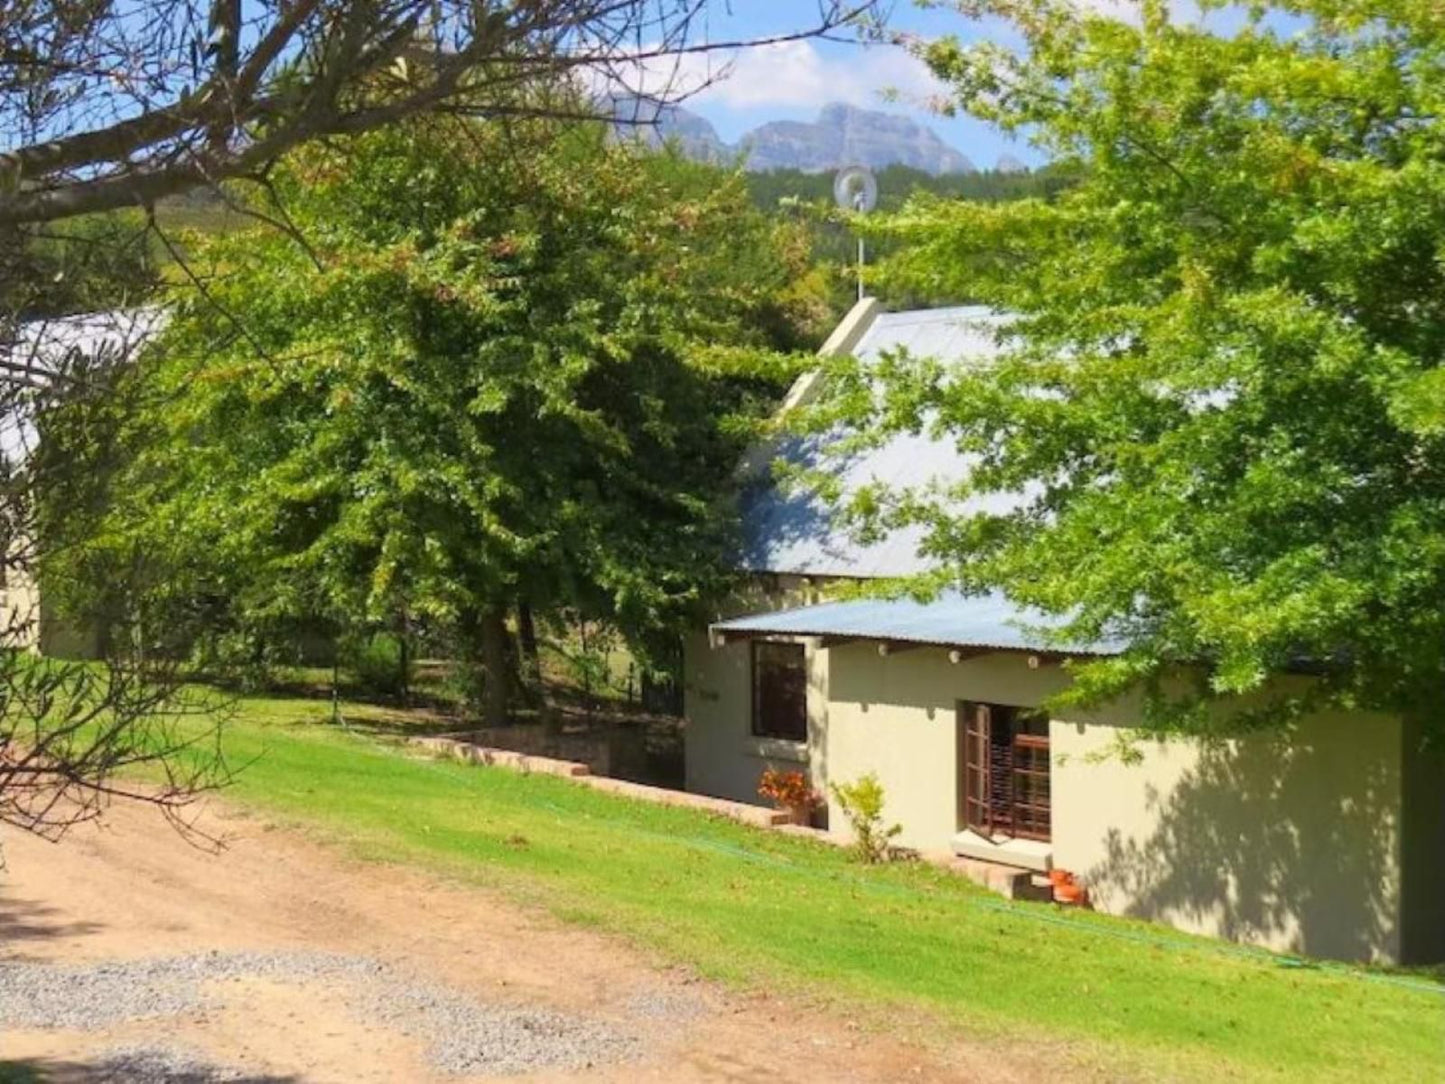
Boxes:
[712,591,1124,656]
[739,305,1017,578]
[1,309,166,465]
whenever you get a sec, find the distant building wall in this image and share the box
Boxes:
[822,642,967,850]
[0,543,102,659]
[0,561,40,650]
[685,619,1432,963]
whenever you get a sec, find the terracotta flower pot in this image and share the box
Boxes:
[1048,868,1073,888]
[783,803,814,827]
[1054,881,1086,905]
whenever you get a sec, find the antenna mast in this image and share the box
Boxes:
[833,167,878,302]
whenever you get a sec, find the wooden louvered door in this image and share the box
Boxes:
[960,701,995,834]
[986,715,1016,834]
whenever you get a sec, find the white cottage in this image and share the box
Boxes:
[683,299,1445,965]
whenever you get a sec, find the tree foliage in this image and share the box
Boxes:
[46,117,810,722]
[745,162,1074,215]
[747,161,1079,311]
[0,310,230,845]
[2,212,162,321]
[823,1,1445,734]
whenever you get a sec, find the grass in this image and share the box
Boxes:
[167,692,1442,1082]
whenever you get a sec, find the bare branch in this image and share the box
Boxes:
[0,1,882,227]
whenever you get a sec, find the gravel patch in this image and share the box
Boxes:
[625,986,709,1022]
[0,950,353,1029]
[365,979,639,1075]
[0,950,673,1076]
[80,1045,253,1083]
[0,956,205,1028]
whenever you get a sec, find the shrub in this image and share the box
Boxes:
[828,773,901,864]
[188,628,288,691]
[341,631,409,697]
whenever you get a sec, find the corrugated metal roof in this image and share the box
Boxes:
[739,305,1016,578]
[1,309,166,465]
[712,591,1123,656]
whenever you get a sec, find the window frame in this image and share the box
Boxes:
[750,639,809,743]
[959,700,1051,842]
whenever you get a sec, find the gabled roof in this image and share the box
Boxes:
[726,306,1125,657]
[738,302,1015,579]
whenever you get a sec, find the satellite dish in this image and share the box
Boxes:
[834,168,878,302]
[833,166,878,214]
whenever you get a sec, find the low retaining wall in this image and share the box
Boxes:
[410,735,790,828]
[411,735,591,778]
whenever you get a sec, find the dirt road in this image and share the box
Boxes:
[0,800,1040,1083]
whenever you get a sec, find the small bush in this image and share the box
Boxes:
[188,629,287,691]
[828,773,902,864]
[341,631,409,697]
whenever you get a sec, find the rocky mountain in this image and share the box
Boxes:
[995,153,1029,174]
[743,103,974,175]
[605,94,729,162]
[605,97,982,176]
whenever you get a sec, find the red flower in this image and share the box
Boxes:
[758,769,819,809]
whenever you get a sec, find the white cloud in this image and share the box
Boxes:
[604,39,951,117]
[1067,1,1222,26]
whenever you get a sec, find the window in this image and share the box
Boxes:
[959,701,1051,841]
[751,641,807,742]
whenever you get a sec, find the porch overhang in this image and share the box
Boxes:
[708,591,1123,660]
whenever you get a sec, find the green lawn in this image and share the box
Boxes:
[179,693,1441,1082]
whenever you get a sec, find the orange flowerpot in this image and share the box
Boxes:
[1047,868,1073,888]
[783,803,814,827]
[1054,881,1086,905]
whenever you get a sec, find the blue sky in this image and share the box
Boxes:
[645,3,1039,170]
[640,3,1274,171]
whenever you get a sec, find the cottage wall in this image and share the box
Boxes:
[684,633,1424,963]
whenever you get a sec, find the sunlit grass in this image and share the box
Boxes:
[172,692,1443,1082]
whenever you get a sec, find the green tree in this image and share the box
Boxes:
[2,212,161,321]
[745,162,1078,312]
[821,1,1445,735]
[48,118,805,725]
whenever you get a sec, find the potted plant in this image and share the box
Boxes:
[1049,869,1088,905]
[758,768,820,826]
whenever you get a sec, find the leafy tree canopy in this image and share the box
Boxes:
[821,0,1445,735]
[747,161,1079,310]
[2,212,161,320]
[45,117,813,715]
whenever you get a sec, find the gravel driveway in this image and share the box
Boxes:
[0,799,1030,1083]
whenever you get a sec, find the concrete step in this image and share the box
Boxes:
[944,855,1054,902]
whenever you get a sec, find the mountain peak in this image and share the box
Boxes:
[604,95,979,176]
[817,101,864,123]
[745,102,975,176]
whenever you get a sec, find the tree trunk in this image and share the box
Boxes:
[479,606,510,730]
[395,611,411,705]
[516,600,542,704]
